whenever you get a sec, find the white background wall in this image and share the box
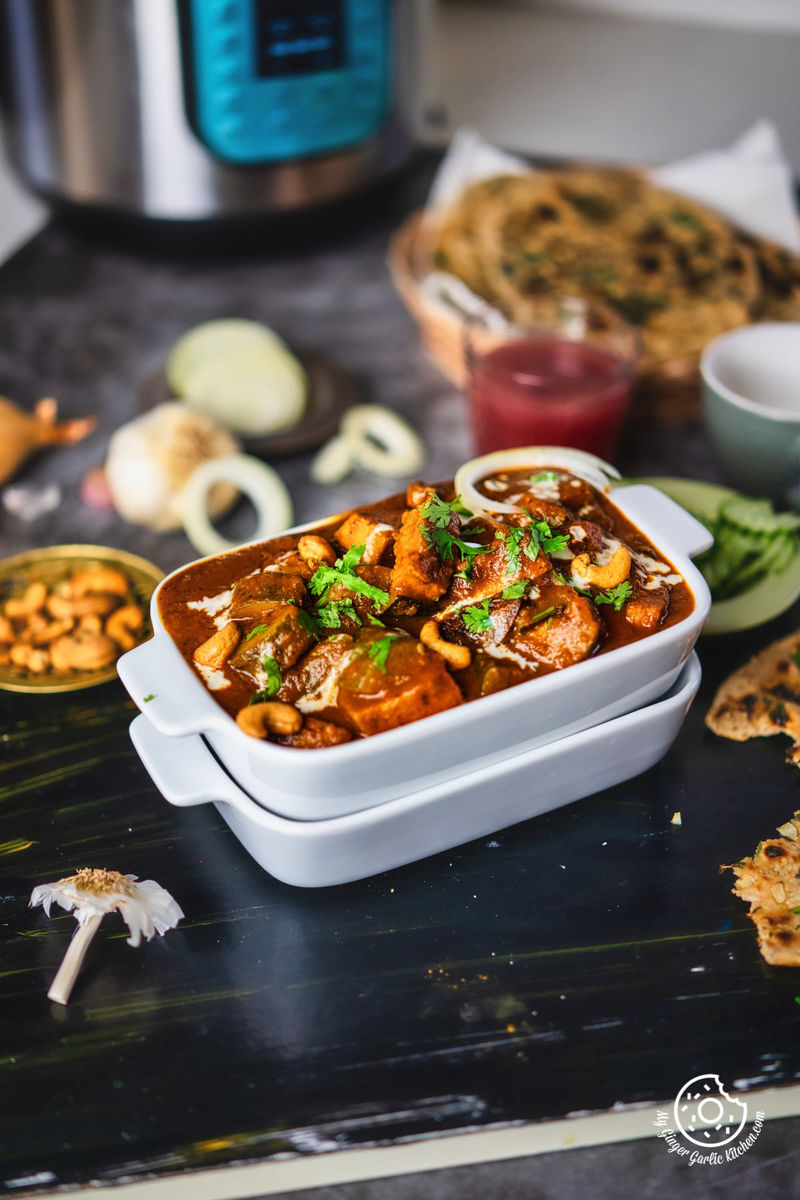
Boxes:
[431,0,800,168]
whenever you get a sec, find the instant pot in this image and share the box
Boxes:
[0,0,426,222]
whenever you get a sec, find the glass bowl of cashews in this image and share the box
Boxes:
[0,546,163,693]
[118,449,712,822]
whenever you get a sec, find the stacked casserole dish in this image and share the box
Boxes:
[119,450,712,887]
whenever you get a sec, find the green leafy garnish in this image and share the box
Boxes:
[462,599,493,634]
[670,207,703,230]
[523,514,570,558]
[368,613,386,627]
[296,609,323,639]
[501,580,528,599]
[309,544,390,611]
[245,623,268,642]
[367,635,396,674]
[317,601,361,629]
[420,495,487,577]
[142,694,155,703]
[260,655,282,697]
[527,605,557,626]
[496,527,527,575]
[529,471,558,485]
[593,580,633,611]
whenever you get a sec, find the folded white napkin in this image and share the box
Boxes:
[428,121,799,254]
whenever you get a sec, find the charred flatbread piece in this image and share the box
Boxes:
[431,166,800,371]
[723,813,800,965]
[705,631,800,765]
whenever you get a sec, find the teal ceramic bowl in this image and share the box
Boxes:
[701,322,800,502]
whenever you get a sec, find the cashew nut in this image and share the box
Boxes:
[25,648,50,674]
[9,643,33,667]
[5,581,47,619]
[71,567,130,598]
[47,592,118,620]
[419,620,472,670]
[78,614,103,634]
[194,621,240,668]
[406,481,433,508]
[296,535,336,566]
[0,615,13,643]
[236,701,302,739]
[571,545,631,589]
[19,613,48,643]
[105,604,144,651]
[31,618,75,646]
[50,632,117,672]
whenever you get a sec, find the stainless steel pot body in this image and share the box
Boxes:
[0,0,422,219]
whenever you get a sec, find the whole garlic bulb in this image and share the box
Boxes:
[105,403,239,532]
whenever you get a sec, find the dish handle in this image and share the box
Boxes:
[129,714,251,815]
[612,485,713,558]
[117,636,226,738]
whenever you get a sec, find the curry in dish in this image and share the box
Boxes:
[158,468,693,747]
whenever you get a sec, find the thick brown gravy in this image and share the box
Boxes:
[158,471,694,748]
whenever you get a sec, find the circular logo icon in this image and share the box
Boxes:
[674,1074,748,1148]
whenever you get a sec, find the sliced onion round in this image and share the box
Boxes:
[181,453,294,557]
[310,433,356,485]
[341,405,424,477]
[454,447,621,517]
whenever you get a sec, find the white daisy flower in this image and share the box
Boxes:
[30,867,184,1005]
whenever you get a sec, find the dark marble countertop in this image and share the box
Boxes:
[2,157,798,1200]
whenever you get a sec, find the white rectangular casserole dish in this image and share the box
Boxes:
[129,652,701,887]
[118,484,711,821]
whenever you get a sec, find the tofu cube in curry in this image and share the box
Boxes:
[229,569,306,619]
[335,512,395,564]
[390,507,455,602]
[230,605,313,677]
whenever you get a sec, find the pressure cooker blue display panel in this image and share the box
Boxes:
[187,0,390,165]
[256,1,344,78]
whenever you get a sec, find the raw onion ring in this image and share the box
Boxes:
[454,447,621,517]
[340,405,424,477]
[181,454,294,557]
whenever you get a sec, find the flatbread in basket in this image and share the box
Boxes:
[388,165,800,420]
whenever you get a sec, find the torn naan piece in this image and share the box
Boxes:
[705,631,800,764]
[723,813,800,965]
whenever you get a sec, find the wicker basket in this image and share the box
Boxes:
[387,208,704,425]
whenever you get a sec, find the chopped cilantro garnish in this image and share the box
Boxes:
[421,494,470,529]
[670,207,703,230]
[420,495,488,579]
[317,600,361,629]
[529,471,558,485]
[142,693,155,703]
[462,599,493,634]
[245,623,268,642]
[497,527,527,575]
[296,609,323,639]
[368,613,385,626]
[309,544,390,611]
[501,580,528,599]
[523,513,570,558]
[552,569,570,586]
[261,655,282,697]
[367,634,396,674]
[593,580,633,611]
[527,605,557,626]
